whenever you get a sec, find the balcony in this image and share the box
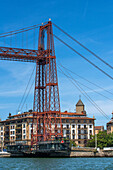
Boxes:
[4,138,10,141]
[78,132,88,135]
[78,127,87,130]
[16,126,22,129]
[4,133,9,137]
[66,130,70,134]
[16,132,22,136]
[16,138,22,141]
[78,135,88,140]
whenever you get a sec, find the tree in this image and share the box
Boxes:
[70,140,76,147]
[87,131,113,149]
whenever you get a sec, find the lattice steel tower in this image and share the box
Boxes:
[31,21,63,144]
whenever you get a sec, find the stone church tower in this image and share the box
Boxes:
[76,98,86,114]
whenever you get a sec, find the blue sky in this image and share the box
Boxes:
[0,0,113,128]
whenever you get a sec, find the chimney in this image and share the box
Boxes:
[9,113,11,117]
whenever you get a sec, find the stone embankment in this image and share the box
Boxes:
[1,148,113,157]
[70,147,113,157]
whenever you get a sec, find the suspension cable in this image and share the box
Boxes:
[53,22,113,69]
[17,66,35,111]
[58,65,110,120]
[0,26,39,38]
[58,64,113,102]
[20,79,34,112]
[0,21,47,37]
[54,34,113,80]
[58,62,113,97]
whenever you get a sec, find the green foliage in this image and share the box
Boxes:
[87,131,113,149]
[70,140,76,147]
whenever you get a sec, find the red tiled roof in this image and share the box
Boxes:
[9,111,86,118]
[95,126,103,130]
[107,121,113,125]
[0,114,95,123]
[61,112,86,116]
[61,117,95,120]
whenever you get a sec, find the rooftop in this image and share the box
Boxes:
[0,110,95,123]
[76,99,84,106]
[95,126,104,130]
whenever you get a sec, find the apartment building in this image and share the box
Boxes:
[95,126,104,134]
[0,99,95,148]
[107,112,113,134]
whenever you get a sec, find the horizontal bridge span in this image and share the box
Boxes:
[0,47,47,62]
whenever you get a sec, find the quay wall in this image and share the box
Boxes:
[70,148,113,157]
[3,148,113,157]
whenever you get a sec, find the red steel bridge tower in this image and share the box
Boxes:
[0,21,63,145]
[32,21,63,144]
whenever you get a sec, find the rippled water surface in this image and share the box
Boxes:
[0,158,113,170]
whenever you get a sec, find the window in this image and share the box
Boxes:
[89,120,92,123]
[78,130,81,134]
[89,125,92,128]
[23,135,26,139]
[62,119,66,123]
[84,125,86,128]
[84,120,86,123]
[67,125,69,129]
[1,127,3,131]
[72,120,75,123]
[66,120,69,123]
[72,125,75,128]
[66,135,70,139]
[84,135,87,139]
[23,124,26,128]
[23,130,26,134]
[90,130,92,134]
[78,120,81,123]
[1,132,3,136]
[78,136,81,139]
[78,125,81,129]
[84,130,87,134]
[66,130,70,134]
[78,141,81,144]
[73,135,75,139]
[63,129,66,135]
[72,130,75,133]
[13,131,15,135]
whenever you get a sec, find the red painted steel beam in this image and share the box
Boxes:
[0,47,48,62]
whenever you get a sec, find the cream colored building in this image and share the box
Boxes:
[0,99,95,148]
[107,112,113,134]
[95,126,104,134]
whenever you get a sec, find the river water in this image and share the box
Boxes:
[0,158,113,169]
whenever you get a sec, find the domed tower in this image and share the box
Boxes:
[76,97,86,114]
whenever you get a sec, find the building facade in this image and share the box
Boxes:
[0,99,95,148]
[95,126,104,134]
[107,112,113,134]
